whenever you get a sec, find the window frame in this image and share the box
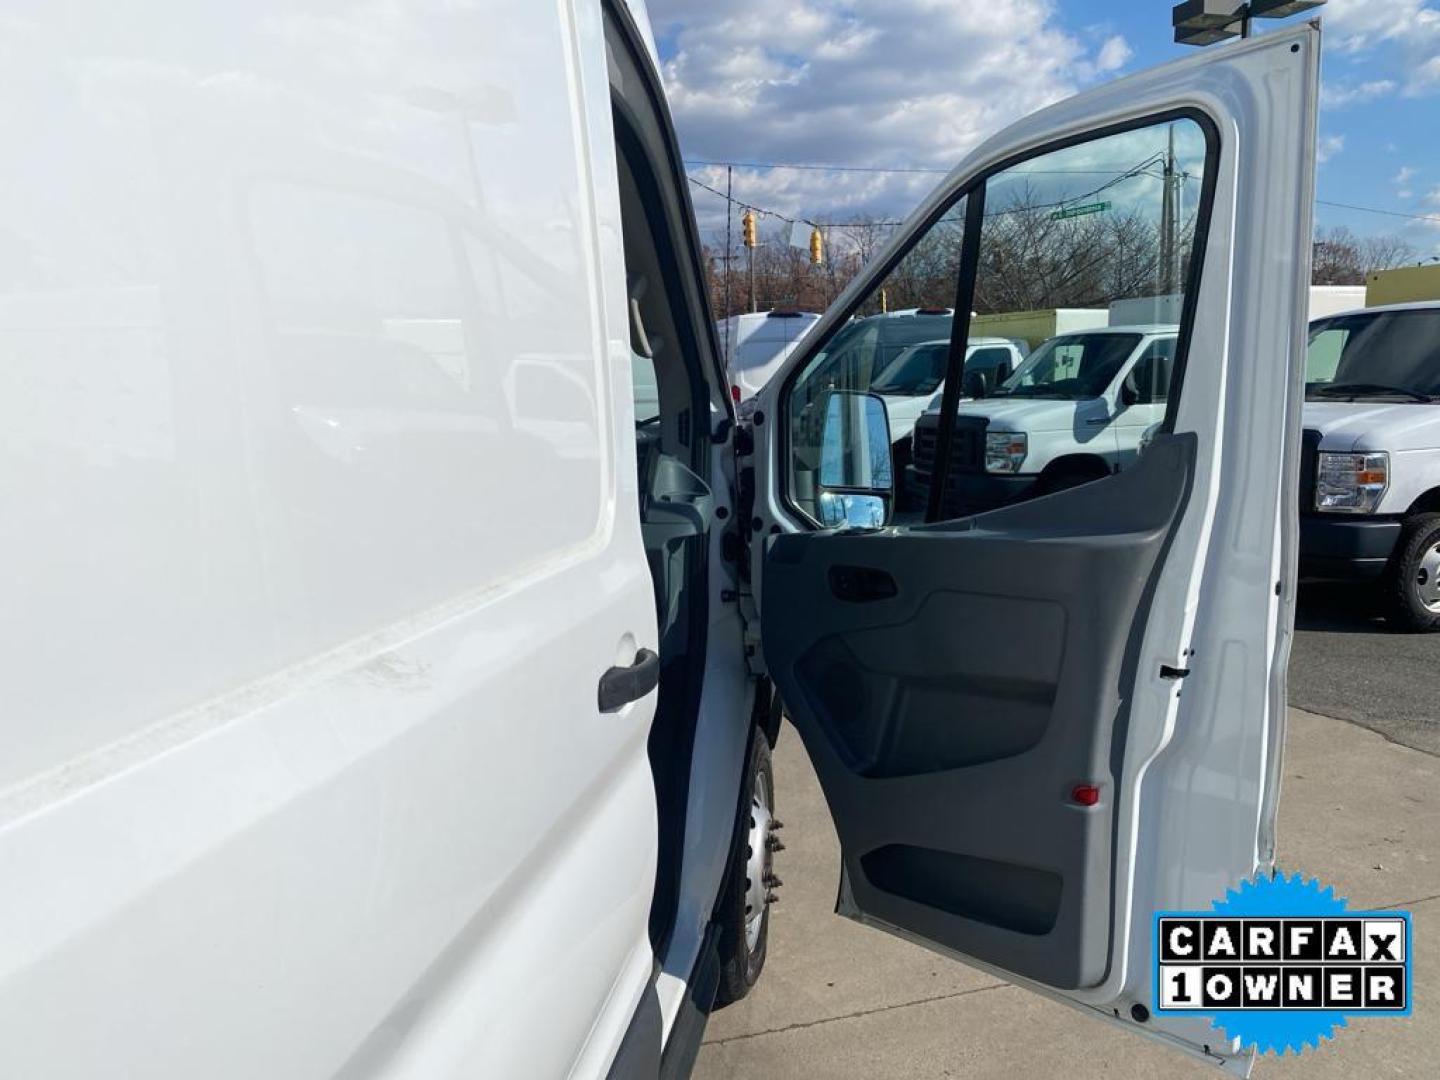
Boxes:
[776,106,1221,527]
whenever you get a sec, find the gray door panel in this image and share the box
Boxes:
[762,436,1194,989]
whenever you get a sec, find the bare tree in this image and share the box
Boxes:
[1312,226,1416,285]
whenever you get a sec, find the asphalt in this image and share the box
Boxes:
[1292,583,1440,757]
[694,629,1440,1079]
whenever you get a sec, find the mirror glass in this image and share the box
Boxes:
[817,491,887,529]
[814,390,893,528]
[819,390,893,490]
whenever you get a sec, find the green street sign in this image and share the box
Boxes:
[1050,201,1112,221]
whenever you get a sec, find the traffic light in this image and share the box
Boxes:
[809,226,824,266]
[742,210,758,249]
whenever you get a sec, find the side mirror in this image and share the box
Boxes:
[816,390,893,528]
[961,369,989,399]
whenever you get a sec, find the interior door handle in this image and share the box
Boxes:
[598,648,660,712]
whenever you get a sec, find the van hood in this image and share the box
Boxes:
[921,396,1101,433]
[878,392,935,443]
[1302,400,1440,453]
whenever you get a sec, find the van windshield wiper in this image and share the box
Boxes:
[1312,382,1435,403]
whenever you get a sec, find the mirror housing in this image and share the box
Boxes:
[816,390,893,528]
[962,369,990,400]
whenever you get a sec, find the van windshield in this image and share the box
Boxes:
[871,341,950,395]
[993,332,1141,400]
[1306,309,1440,402]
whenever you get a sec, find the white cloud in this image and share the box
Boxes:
[1320,78,1398,106]
[1395,165,1419,198]
[1096,35,1133,73]
[1317,134,1346,164]
[648,0,1139,230]
[1325,0,1440,95]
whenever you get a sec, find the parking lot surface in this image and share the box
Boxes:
[1292,583,1440,756]
[695,695,1439,1078]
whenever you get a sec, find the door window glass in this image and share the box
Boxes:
[1125,337,1178,404]
[784,198,967,523]
[999,333,1140,399]
[1305,327,1347,386]
[783,115,1213,526]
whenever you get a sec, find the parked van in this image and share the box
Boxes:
[908,326,1178,515]
[1301,302,1440,630]
[872,334,1026,442]
[720,309,821,401]
[0,4,1320,1078]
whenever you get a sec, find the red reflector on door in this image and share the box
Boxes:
[731,384,742,403]
[1071,784,1101,807]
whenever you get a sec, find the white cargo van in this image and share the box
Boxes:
[720,309,821,401]
[908,326,1178,515]
[0,4,1320,1078]
[871,333,1026,442]
[1300,302,1440,630]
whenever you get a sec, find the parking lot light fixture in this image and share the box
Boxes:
[1173,0,1326,47]
[1249,0,1326,17]
[1173,0,1245,46]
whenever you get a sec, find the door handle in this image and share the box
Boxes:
[598,648,660,712]
[1085,416,1110,426]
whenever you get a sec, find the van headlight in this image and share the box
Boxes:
[1316,451,1389,514]
[985,431,1028,474]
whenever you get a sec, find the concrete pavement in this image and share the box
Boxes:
[695,709,1439,1079]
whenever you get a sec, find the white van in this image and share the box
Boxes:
[908,326,1178,514]
[1300,302,1440,631]
[871,333,1026,442]
[0,4,1320,1078]
[720,309,821,401]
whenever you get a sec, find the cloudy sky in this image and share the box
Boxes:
[643,0,1440,255]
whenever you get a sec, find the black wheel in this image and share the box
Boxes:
[1032,461,1108,500]
[1385,512,1440,633]
[713,733,777,1007]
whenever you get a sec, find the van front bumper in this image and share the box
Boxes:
[1298,514,1402,581]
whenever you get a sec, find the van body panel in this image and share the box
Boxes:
[0,2,662,1076]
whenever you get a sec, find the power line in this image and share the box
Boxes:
[688,157,1440,229]
[684,157,1153,177]
[688,150,1169,232]
[1317,199,1440,226]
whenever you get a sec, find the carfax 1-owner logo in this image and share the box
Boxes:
[1154,873,1413,1055]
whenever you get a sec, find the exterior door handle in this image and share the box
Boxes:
[1085,416,1110,426]
[598,649,660,712]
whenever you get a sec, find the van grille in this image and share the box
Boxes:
[911,414,984,476]
[1299,428,1321,513]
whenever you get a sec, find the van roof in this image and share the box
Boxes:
[1314,300,1440,321]
[1079,323,1179,335]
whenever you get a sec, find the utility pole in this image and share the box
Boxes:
[741,208,760,313]
[1159,123,1178,296]
[749,242,757,313]
[723,166,733,348]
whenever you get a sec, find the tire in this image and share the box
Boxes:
[713,733,777,1008]
[1384,512,1440,633]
